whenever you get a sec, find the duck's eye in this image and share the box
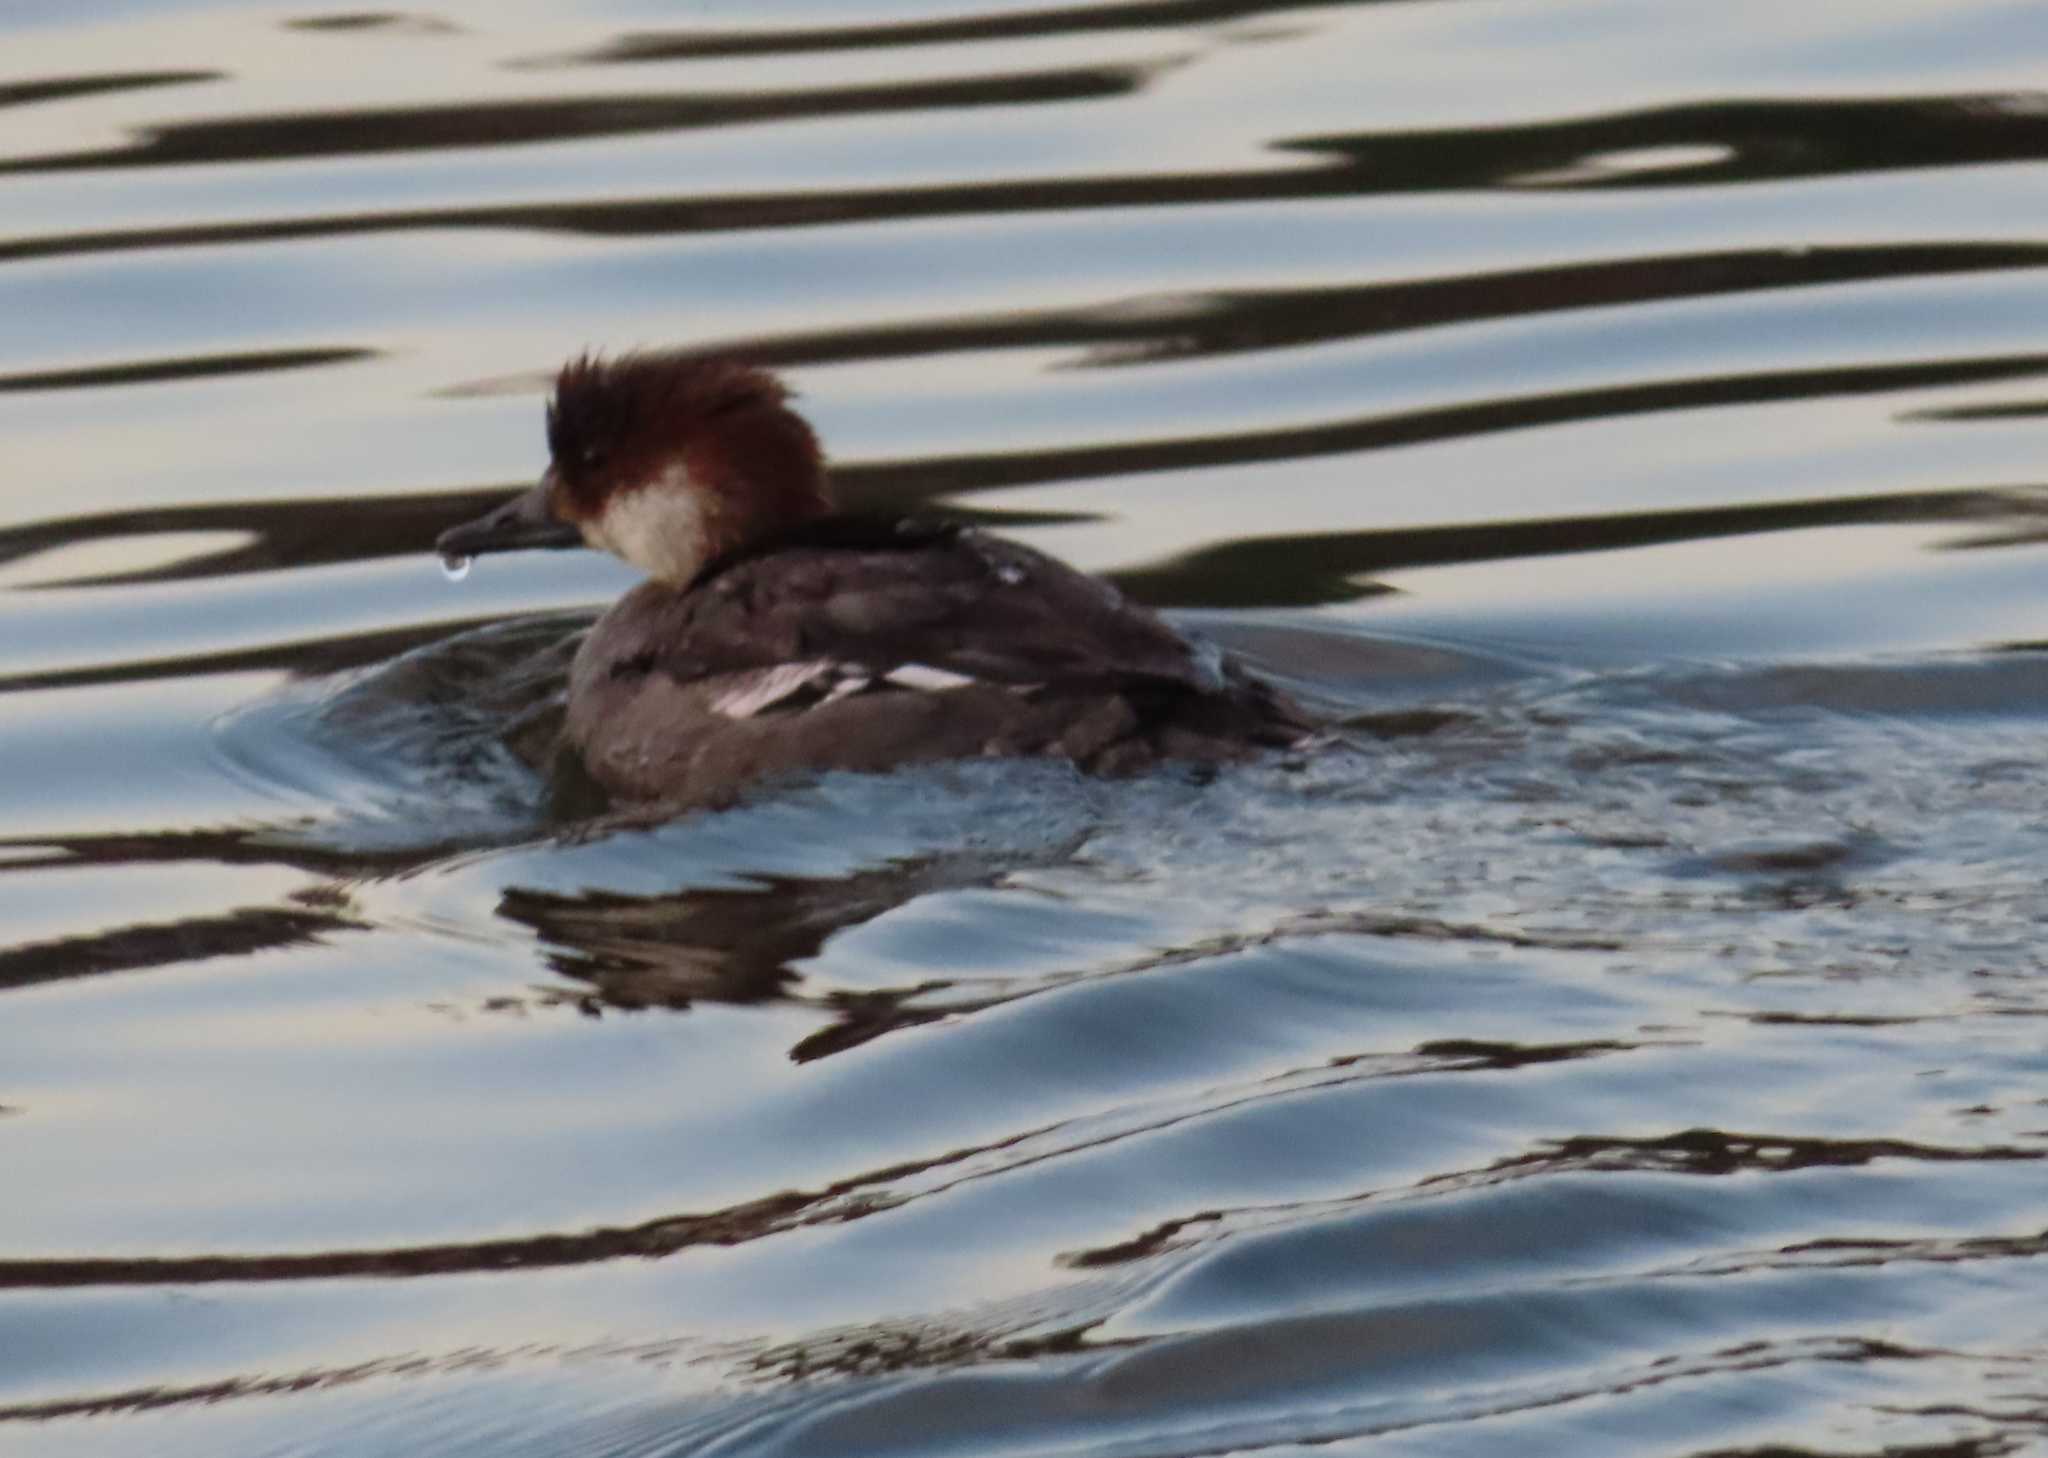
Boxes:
[577,445,606,472]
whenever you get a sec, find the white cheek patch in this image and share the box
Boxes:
[597,464,711,582]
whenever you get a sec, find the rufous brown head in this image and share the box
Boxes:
[437,352,831,583]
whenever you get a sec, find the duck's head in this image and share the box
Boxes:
[437,352,830,584]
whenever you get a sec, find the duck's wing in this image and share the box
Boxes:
[628,526,1231,700]
[566,523,1313,801]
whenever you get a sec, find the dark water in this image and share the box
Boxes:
[6,2,2048,1454]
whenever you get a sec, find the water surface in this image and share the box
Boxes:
[4,2,2048,1454]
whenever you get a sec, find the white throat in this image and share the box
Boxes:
[585,464,711,583]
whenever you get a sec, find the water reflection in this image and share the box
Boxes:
[0,492,1093,596]
[7,0,2048,1453]
[546,0,1365,65]
[0,346,373,395]
[0,477,2030,642]
[1,68,1161,174]
[0,69,219,110]
[9,93,2047,266]
[0,899,358,993]
[494,847,1060,1058]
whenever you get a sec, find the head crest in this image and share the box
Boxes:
[540,351,830,579]
[545,352,791,497]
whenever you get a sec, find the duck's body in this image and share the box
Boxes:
[563,516,1306,804]
[438,353,1311,807]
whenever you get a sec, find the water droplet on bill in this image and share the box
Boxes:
[440,553,472,582]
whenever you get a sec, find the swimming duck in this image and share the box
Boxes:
[436,352,1312,806]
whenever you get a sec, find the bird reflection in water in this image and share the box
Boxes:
[493,841,1079,1062]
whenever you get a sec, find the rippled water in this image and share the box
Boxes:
[6,2,2048,1454]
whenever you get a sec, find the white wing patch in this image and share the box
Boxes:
[1184,635,1227,693]
[711,661,993,719]
[711,661,843,719]
[883,663,980,692]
